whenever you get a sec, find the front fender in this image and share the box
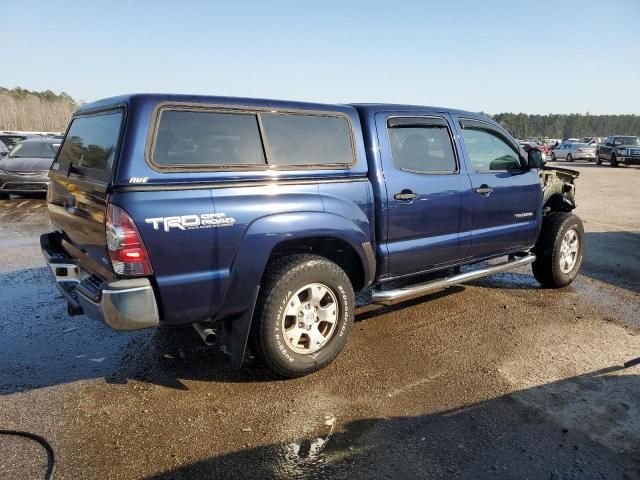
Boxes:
[216,211,374,319]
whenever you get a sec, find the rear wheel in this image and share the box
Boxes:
[551,152,556,162]
[254,254,354,377]
[610,153,618,167]
[532,213,584,288]
[596,154,602,165]
[566,153,573,162]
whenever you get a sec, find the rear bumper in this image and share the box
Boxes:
[40,232,159,330]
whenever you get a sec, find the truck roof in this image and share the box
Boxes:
[76,94,481,118]
[75,93,356,116]
[349,103,476,116]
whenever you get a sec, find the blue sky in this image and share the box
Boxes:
[4,0,639,114]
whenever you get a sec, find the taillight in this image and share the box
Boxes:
[577,149,583,153]
[106,204,153,276]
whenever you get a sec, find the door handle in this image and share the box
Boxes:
[475,184,493,195]
[394,189,418,201]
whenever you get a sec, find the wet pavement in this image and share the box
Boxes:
[0,164,639,479]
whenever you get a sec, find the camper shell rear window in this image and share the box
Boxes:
[54,109,124,183]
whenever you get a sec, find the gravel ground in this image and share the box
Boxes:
[0,163,639,479]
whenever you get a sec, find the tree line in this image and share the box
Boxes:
[1,86,639,139]
[489,113,640,140]
[0,87,78,132]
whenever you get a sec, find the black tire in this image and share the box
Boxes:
[254,254,354,378]
[566,153,573,162]
[610,153,618,167]
[596,154,602,165]
[551,152,556,162]
[532,213,584,288]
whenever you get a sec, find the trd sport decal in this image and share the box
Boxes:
[145,213,236,232]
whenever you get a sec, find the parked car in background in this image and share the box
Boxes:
[0,132,34,150]
[0,138,60,196]
[596,136,640,167]
[550,142,596,162]
[0,131,61,150]
[0,139,9,159]
[579,136,604,146]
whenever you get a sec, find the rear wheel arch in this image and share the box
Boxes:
[221,212,373,317]
[266,236,369,292]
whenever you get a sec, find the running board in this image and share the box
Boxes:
[371,254,536,305]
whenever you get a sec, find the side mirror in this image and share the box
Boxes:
[528,149,544,169]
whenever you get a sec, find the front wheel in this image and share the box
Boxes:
[254,254,354,377]
[532,213,584,288]
[610,153,618,167]
[566,153,573,162]
[596,154,602,165]
[551,152,556,162]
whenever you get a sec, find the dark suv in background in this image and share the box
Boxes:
[596,136,640,167]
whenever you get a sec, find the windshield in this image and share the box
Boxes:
[614,136,640,146]
[9,141,57,158]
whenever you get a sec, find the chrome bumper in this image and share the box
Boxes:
[41,233,159,330]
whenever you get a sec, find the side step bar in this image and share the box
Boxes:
[371,254,536,305]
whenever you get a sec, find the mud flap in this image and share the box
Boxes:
[220,286,260,370]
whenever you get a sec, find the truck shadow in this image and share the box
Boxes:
[458,230,640,295]
[0,242,636,396]
[580,230,640,294]
[146,365,640,479]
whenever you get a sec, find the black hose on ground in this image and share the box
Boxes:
[624,356,640,368]
[0,429,55,480]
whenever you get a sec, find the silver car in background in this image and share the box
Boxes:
[550,142,596,162]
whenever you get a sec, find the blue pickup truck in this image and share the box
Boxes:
[41,94,583,377]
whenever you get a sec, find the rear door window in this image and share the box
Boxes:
[55,110,124,182]
[152,110,266,167]
[260,113,353,166]
[387,117,457,173]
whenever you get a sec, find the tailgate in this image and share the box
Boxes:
[47,109,125,278]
